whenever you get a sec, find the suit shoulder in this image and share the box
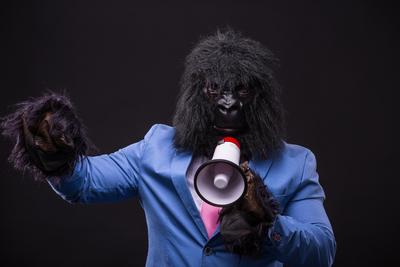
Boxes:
[278,141,313,159]
[271,141,315,174]
[144,123,175,144]
[144,124,175,141]
[140,124,176,161]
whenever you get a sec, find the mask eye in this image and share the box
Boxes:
[207,87,218,96]
[204,83,219,98]
[237,87,250,98]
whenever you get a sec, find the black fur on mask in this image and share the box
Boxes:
[173,29,285,159]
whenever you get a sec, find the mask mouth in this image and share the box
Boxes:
[213,125,246,135]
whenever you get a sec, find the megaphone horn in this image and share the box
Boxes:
[194,137,247,207]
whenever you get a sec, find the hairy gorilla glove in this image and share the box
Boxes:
[1,93,92,181]
[219,161,280,258]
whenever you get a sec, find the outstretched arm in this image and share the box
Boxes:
[1,92,148,204]
[47,140,145,204]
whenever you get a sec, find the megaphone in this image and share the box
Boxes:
[194,137,247,207]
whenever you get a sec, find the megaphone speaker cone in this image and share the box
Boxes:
[194,159,247,207]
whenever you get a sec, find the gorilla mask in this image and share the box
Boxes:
[173,29,285,160]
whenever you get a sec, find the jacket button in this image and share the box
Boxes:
[272,232,281,242]
[204,246,213,256]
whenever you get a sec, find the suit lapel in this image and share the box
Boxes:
[171,150,209,241]
[249,155,274,181]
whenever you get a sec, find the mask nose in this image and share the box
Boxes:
[214,90,246,132]
[217,93,240,115]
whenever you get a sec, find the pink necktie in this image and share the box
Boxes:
[200,202,222,238]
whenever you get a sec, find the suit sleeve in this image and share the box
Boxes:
[46,125,157,204]
[265,150,337,267]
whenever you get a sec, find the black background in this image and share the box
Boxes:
[0,1,398,266]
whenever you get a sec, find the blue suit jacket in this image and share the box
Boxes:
[48,124,336,267]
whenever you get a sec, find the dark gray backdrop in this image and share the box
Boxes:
[0,1,398,266]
